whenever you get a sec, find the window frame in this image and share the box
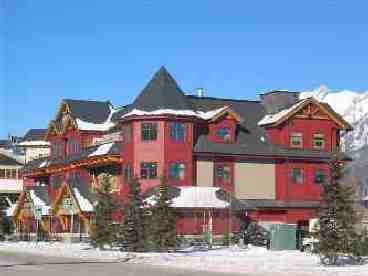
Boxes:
[312,133,325,150]
[291,168,304,184]
[168,162,186,180]
[123,163,133,181]
[314,169,326,184]
[216,127,231,142]
[141,122,158,141]
[170,122,186,143]
[215,164,232,184]
[289,132,303,148]
[140,162,158,179]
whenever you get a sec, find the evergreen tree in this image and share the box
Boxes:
[0,197,6,240]
[90,173,116,250]
[120,177,145,252]
[318,154,359,265]
[149,178,176,251]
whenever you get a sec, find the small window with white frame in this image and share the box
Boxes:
[313,133,325,150]
[290,132,303,148]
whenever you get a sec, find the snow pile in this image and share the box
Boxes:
[0,242,367,275]
[29,190,50,215]
[73,188,93,212]
[76,106,117,132]
[145,187,229,208]
[258,99,309,126]
[121,106,229,121]
[89,142,114,157]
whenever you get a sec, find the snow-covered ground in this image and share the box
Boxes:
[0,242,367,275]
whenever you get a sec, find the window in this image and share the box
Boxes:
[314,169,326,184]
[291,168,303,184]
[216,128,231,142]
[123,163,133,181]
[313,133,325,150]
[169,162,185,180]
[140,162,158,179]
[290,133,303,148]
[68,139,80,154]
[141,123,158,141]
[170,123,186,142]
[215,165,231,183]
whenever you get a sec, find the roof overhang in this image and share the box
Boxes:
[24,155,122,178]
[260,98,353,131]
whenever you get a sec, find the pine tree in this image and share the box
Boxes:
[120,177,145,252]
[149,178,176,251]
[318,154,359,265]
[0,197,6,240]
[90,173,116,250]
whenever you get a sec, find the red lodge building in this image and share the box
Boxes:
[16,67,352,240]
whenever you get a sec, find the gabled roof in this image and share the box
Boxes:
[258,97,353,130]
[22,129,48,141]
[0,153,23,166]
[63,99,112,124]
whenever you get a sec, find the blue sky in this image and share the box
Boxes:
[1,1,368,138]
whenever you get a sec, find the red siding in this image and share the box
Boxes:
[208,118,236,144]
[165,121,194,187]
[266,118,339,152]
[133,120,165,193]
[276,161,329,201]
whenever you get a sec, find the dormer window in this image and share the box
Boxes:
[290,132,303,148]
[216,127,231,142]
[313,133,325,150]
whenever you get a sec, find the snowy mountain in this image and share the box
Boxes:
[300,85,368,152]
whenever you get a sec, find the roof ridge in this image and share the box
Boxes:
[63,98,112,104]
[186,94,261,103]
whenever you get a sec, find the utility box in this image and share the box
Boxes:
[269,224,297,250]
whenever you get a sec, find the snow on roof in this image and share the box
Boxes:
[121,106,228,121]
[39,160,48,168]
[172,187,229,208]
[17,141,50,147]
[0,149,25,165]
[258,98,309,126]
[73,188,93,212]
[89,142,114,157]
[29,190,50,215]
[146,187,229,209]
[76,106,117,131]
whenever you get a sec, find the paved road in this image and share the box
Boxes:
[0,251,249,276]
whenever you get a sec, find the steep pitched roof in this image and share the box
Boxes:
[63,99,112,124]
[131,66,194,111]
[113,66,193,120]
[22,129,47,141]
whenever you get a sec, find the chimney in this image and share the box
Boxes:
[197,88,204,97]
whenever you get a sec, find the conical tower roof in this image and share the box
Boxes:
[130,66,194,111]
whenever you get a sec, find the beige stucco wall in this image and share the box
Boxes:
[234,162,276,199]
[196,161,214,187]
